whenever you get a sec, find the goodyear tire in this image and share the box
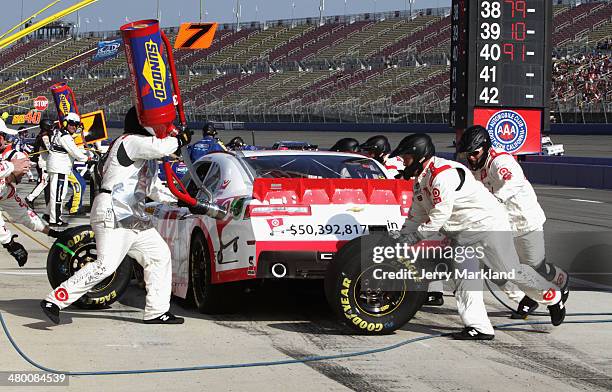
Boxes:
[325,232,428,335]
[46,225,132,309]
[189,230,243,314]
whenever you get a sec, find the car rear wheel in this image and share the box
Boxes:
[325,233,428,335]
[190,230,243,313]
[46,225,132,309]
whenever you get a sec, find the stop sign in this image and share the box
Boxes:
[33,96,49,111]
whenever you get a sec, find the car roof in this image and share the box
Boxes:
[240,150,366,158]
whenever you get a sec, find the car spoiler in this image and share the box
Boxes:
[252,178,414,207]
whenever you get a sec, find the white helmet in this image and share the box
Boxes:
[64,112,81,124]
[0,119,18,136]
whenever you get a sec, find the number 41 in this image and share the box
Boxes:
[479,65,497,82]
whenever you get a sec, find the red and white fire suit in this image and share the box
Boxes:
[0,152,46,245]
[382,154,405,178]
[45,134,178,320]
[400,156,562,334]
[473,148,568,301]
[46,128,88,224]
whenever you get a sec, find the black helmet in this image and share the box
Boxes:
[203,122,217,137]
[457,125,491,170]
[123,106,149,136]
[40,118,54,132]
[330,138,359,152]
[227,136,245,150]
[389,133,435,179]
[359,135,390,159]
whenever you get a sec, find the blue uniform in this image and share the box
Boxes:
[241,144,260,151]
[189,137,225,162]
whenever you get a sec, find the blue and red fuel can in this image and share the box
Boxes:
[120,19,181,137]
[50,82,79,122]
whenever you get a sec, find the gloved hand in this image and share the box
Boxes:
[389,230,422,246]
[3,235,28,267]
[176,125,193,148]
[47,229,62,239]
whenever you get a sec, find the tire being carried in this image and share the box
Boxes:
[325,232,429,335]
[47,225,132,309]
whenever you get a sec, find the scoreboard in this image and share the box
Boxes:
[450,0,552,154]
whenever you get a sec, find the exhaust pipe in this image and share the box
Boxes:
[271,263,287,278]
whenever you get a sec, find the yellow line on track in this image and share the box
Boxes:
[6,221,50,250]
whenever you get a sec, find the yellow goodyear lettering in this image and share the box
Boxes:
[143,40,167,102]
[342,278,351,288]
[92,290,117,304]
[339,277,383,332]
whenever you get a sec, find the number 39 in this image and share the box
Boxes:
[481,1,501,18]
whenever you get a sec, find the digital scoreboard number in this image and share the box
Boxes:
[450,0,552,154]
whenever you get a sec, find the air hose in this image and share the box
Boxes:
[1,311,612,376]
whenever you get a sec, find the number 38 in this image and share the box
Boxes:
[481,1,501,18]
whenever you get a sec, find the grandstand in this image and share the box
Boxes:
[1,0,612,124]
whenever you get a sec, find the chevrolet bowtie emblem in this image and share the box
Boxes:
[347,207,364,212]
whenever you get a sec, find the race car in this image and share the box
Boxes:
[47,150,434,334]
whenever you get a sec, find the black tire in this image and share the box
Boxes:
[189,230,243,314]
[325,232,428,335]
[46,225,132,309]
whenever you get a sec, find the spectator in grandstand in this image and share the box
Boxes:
[189,123,226,162]
[552,52,611,108]
[26,119,54,208]
[329,138,359,153]
[358,135,404,178]
[45,113,89,227]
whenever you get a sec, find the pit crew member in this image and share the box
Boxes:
[390,133,567,340]
[330,138,359,153]
[46,113,88,226]
[0,120,59,267]
[226,136,258,151]
[41,107,192,325]
[359,135,404,178]
[189,122,226,162]
[457,125,569,318]
[26,119,54,207]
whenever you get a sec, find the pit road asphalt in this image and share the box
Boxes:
[0,167,611,391]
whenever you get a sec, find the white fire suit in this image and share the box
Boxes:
[46,129,88,224]
[473,148,568,300]
[0,153,46,245]
[400,156,562,333]
[45,134,178,320]
[27,133,51,203]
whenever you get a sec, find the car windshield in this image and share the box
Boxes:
[243,155,387,179]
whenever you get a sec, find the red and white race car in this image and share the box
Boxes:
[48,150,434,334]
[148,150,410,300]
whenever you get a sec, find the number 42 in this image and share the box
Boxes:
[479,87,499,104]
